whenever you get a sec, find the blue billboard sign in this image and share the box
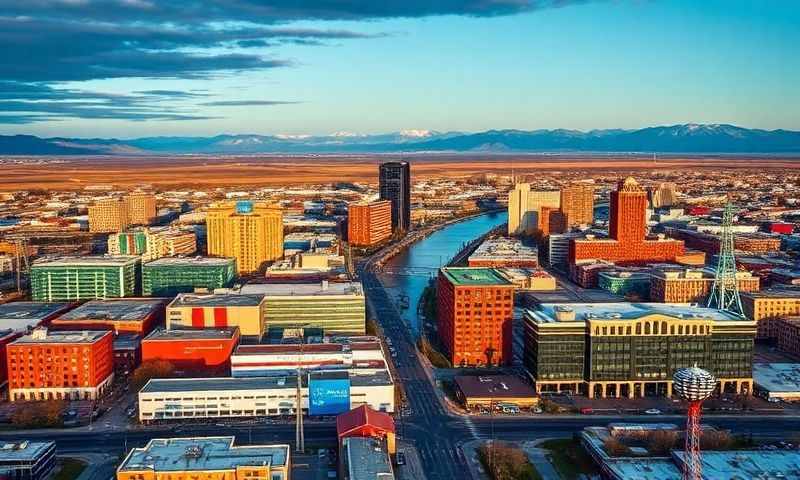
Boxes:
[309,377,351,415]
[235,200,253,214]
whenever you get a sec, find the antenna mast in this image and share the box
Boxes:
[707,202,744,317]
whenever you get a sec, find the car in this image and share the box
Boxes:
[533,407,543,414]
[645,409,662,415]
[580,407,593,415]
[396,451,406,465]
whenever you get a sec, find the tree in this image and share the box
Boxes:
[647,430,680,455]
[131,359,176,391]
[11,401,65,428]
[539,398,563,414]
[478,442,538,480]
[604,438,632,457]
[700,430,734,450]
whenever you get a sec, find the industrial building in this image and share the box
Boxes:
[142,257,236,297]
[0,302,74,333]
[378,161,411,233]
[231,336,385,377]
[467,238,539,268]
[108,227,196,261]
[741,290,800,340]
[523,303,756,398]
[753,363,800,402]
[30,255,141,301]
[137,369,394,421]
[453,375,538,411]
[223,282,366,336]
[49,298,166,335]
[117,437,290,480]
[437,267,514,367]
[206,201,283,274]
[7,328,114,401]
[570,178,685,266]
[348,200,392,247]
[0,440,57,480]
[141,328,240,375]
[650,268,760,304]
[166,294,265,338]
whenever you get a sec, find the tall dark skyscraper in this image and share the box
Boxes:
[379,161,411,233]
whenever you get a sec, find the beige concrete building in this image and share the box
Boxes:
[88,198,129,233]
[125,192,157,225]
[742,291,800,340]
[507,183,560,236]
[207,201,283,274]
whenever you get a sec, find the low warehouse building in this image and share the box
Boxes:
[49,298,166,335]
[753,363,800,402]
[454,375,538,411]
[141,327,240,375]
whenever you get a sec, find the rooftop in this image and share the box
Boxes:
[440,267,512,287]
[343,437,395,480]
[170,294,264,308]
[56,299,165,321]
[13,329,110,345]
[454,375,537,399]
[144,327,239,342]
[220,281,363,297]
[468,238,538,262]
[0,302,72,329]
[674,450,800,480]
[118,437,288,472]
[753,363,800,395]
[0,441,55,462]
[528,302,745,325]
[32,255,140,268]
[144,257,235,267]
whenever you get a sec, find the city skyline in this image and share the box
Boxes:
[1,0,798,137]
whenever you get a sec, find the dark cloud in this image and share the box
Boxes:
[201,100,300,106]
[134,90,212,98]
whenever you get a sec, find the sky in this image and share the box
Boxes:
[0,0,798,138]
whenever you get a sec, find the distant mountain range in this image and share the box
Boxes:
[2,124,799,155]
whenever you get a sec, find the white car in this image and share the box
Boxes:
[645,408,662,415]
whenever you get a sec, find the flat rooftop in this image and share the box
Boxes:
[440,267,512,287]
[32,255,140,267]
[674,450,800,480]
[454,375,536,399]
[119,437,288,472]
[344,437,395,480]
[222,282,363,297]
[144,257,234,267]
[468,238,538,261]
[170,294,264,307]
[13,329,110,345]
[144,327,239,342]
[753,363,800,395]
[57,299,165,321]
[0,302,72,330]
[0,441,55,461]
[528,302,744,325]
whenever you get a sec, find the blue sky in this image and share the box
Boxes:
[0,0,797,137]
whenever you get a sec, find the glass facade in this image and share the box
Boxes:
[142,260,236,297]
[30,261,140,301]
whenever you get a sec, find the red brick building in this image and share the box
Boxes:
[6,328,114,401]
[141,327,240,375]
[0,329,20,388]
[775,317,800,357]
[49,298,166,336]
[348,200,392,247]
[570,177,684,266]
[437,267,514,367]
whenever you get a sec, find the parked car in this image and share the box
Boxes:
[396,451,406,465]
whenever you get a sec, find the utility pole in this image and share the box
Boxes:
[295,335,305,454]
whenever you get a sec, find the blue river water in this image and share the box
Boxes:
[378,210,508,335]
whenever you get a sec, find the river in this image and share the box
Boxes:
[378,210,508,335]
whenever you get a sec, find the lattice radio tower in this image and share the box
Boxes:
[706,202,745,317]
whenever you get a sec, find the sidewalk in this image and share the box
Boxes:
[520,441,561,480]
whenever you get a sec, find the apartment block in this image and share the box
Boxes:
[207,201,283,274]
[741,291,800,340]
[88,198,129,233]
[30,255,141,301]
[650,268,760,304]
[348,200,392,247]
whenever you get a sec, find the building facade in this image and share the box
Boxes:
[437,268,514,367]
[124,192,157,226]
[348,200,392,247]
[0,441,57,480]
[741,291,800,340]
[88,198,129,233]
[524,303,756,398]
[206,201,283,274]
[378,161,411,233]
[117,437,290,480]
[141,328,240,375]
[30,256,141,301]
[467,237,538,268]
[142,257,236,297]
[570,178,684,265]
[507,184,560,236]
[7,328,114,401]
[166,294,265,338]
[49,298,166,336]
[650,268,760,304]
[108,228,196,261]
[775,317,800,357]
[560,183,595,227]
[597,271,651,299]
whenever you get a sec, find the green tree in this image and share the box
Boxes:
[131,359,176,391]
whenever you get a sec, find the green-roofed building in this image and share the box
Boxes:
[142,256,236,297]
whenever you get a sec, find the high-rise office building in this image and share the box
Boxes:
[507,183,560,236]
[378,161,411,233]
[125,192,157,225]
[30,255,141,301]
[88,198,129,233]
[206,201,283,274]
[649,182,678,208]
[348,200,392,247]
[570,177,684,265]
[560,183,594,227]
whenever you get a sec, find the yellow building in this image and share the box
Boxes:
[126,192,157,226]
[166,293,265,338]
[88,198,129,233]
[207,201,283,274]
[507,184,560,236]
[117,437,290,480]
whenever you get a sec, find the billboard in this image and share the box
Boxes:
[309,375,351,415]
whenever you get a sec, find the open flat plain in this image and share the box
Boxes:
[1,154,799,191]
